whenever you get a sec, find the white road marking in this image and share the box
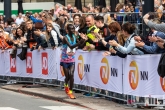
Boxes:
[40,106,87,110]
[0,107,19,110]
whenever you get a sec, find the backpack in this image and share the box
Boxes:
[157,53,165,78]
[51,23,63,46]
[52,28,62,46]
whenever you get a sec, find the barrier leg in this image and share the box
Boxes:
[33,78,36,85]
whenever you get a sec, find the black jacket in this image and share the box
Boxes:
[26,27,37,48]
[157,53,165,78]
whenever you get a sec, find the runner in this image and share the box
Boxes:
[60,23,85,99]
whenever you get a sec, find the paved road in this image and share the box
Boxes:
[0,88,87,110]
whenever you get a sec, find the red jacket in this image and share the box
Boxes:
[0,36,12,49]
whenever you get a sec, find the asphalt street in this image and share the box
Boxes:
[0,88,87,110]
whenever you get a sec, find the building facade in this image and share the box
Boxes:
[11,0,124,7]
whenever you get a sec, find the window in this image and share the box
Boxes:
[94,0,99,7]
[54,0,65,6]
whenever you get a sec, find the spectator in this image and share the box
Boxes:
[82,15,99,51]
[93,16,111,50]
[4,17,14,34]
[41,11,63,42]
[67,4,73,13]
[11,14,17,21]
[73,7,79,13]
[102,8,113,25]
[77,16,88,49]
[33,28,48,51]
[135,19,165,54]
[11,22,18,28]
[0,27,12,53]
[73,14,80,32]
[78,16,88,35]
[109,22,144,55]
[103,31,127,58]
[55,16,67,36]
[24,20,37,49]
[0,15,4,22]
[46,23,58,49]
[144,12,165,33]
[54,3,61,18]
[0,20,4,29]
[10,27,27,59]
[97,21,120,50]
[15,13,24,25]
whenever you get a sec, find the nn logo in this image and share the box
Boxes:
[10,57,16,72]
[26,52,32,73]
[160,77,165,92]
[129,61,149,90]
[100,57,118,84]
[42,52,48,75]
[100,57,110,84]
[77,55,90,80]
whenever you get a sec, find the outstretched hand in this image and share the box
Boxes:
[79,33,88,40]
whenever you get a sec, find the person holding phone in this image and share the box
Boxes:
[135,18,165,54]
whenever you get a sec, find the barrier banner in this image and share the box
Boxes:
[3,49,57,79]
[0,50,5,75]
[74,50,123,93]
[74,50,92,85]
[32,49,57,79]
[123,54,165,96]
[5,49,27,77]
[56,48,64,81]
[1,48,165,97]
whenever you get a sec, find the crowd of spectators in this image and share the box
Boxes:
[0,0,165,62]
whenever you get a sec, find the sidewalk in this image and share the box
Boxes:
[0,84,155,110]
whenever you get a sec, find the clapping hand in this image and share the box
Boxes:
[149,36,158,42]
[21,37,27,42]
[135,42,145,47]
[134,36,142,42]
